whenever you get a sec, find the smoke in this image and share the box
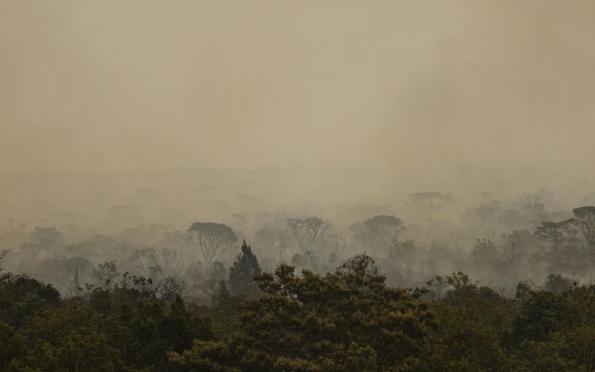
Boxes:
[1,1,594,175]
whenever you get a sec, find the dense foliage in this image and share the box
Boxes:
[4,248,595,371]
[5,201,595,370]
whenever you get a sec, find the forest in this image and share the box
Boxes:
[3,0,595,370]
[2,170,595,371]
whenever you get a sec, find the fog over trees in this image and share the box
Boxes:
[3,0,595,370]
[2,168,595,370]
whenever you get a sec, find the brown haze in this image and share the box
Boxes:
[5,1,595,303]
[1,0,594,174]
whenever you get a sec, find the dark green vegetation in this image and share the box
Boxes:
[3,202,595,370]
[4,249,595,371]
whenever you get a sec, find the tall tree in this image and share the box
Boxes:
[350,215,406,250]
[286,217,331,255]
[570,206,595,251]
[534,221,575,249]
[187,222,238,268]
[229,240,261,298]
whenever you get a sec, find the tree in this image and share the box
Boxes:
[129,248,159,272]
[544,274,573,294]
[519,193,549,225]
[534,221,575,249]
[171,253,434,371]
[162,295,211,353]
[29,227,65,256]
[286,217,331,255]
[228,240,261,298]
[513,290,569,343]
[350,215,406,250]
[93,261,119,288]
[470,238,498,264]
[570,206,595,251]
[16,242,42,267]
[0,274,61,328]
[0,321,25,371]
[63,257,93,297]
[0,248,13,273]
[200,262,229,299]
[158,276,188,303]
[187,222,238,268]
[16,305,122,372]
[427,272,518,371]
[408,192,453,208]
[212,280,238,318]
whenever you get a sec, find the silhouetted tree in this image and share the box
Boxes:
[229,240,261,298]
[534,221,575,249]
[570,206,595,251]
[93,260,119,288]
[187,222,238,268]
[545,274,573,294]
[350,215,406,250]
[286,216,331,256]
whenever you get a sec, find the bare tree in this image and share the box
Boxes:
[158,276,188,303]
[65,256,93,297]
[187,222,238,268]
[68,268,83,297]
[286,217,331,255]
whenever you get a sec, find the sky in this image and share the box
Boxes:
[1,1,594,173]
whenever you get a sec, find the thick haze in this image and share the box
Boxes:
[1,1,594,173]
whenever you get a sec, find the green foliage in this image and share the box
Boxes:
[0,321,26,371]
[171,253,434,371]
[17,305,122,371]
[427,272,517,372]
[514,291,569,343]
[0,274,61,328]
[9,250,595,371]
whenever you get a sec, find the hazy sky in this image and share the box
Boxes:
[1,1,594,173]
